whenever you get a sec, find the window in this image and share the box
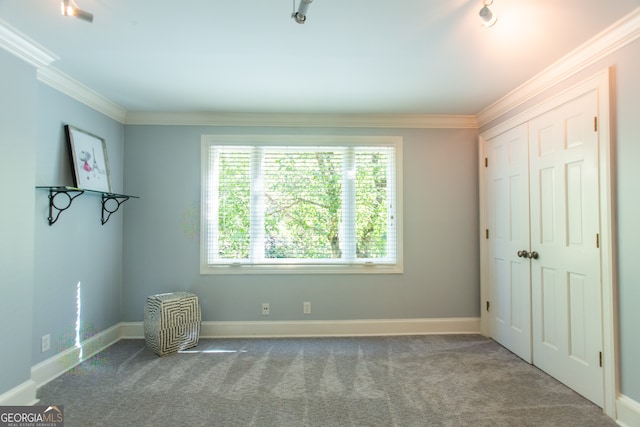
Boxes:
[200,135,402,274]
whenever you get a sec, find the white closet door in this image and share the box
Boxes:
[486,124,532,363]
[528,89,603,406]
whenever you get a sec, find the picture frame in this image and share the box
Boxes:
[65,125,112,193]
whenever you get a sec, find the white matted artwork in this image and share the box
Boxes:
[65,125,112,193]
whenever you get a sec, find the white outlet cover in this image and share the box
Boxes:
[41,334,51,352]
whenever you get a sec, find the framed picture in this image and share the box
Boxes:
[65,125,112,193]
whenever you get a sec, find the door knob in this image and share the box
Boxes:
[528,251,539,259]
[517,250,528,258]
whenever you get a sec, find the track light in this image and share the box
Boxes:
[292,0,313,24]
[479,0,497,27]
[61,0,93,23]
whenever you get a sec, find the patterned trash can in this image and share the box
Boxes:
[144,292,201,356]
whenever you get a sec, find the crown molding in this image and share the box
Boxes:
[124,111,478,129]
[0,20,126,123]
[480,69,610,141]
[37,67,127,123]
[477,6,640,127]
[0,20,58,68]
[0,18,477,130]
[4,6,640,130]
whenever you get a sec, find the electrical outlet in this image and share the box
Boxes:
[303,301,311,314]
[41,334,51,352]
[262,303,270,315]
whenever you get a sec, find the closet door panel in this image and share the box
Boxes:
[529,90,603,406]
[486,123,531,363]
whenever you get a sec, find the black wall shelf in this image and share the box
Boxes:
[36,186,139,225]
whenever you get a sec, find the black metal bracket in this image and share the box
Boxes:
[46,187,84,225]
[37,186,138,225]
[101,194,131,225]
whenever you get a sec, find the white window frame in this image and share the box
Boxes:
[200,135,403,274]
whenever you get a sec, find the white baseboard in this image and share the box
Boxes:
[0,379,38,406]
[120,317,481,339]
[31,323,122,389]
[27,318,479,393]
[617,394,640,427]
[119,321,145,338]
[24,317,638,427]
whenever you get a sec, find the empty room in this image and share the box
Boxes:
[1,1,639,426]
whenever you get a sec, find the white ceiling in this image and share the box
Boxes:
[1,0,639,115]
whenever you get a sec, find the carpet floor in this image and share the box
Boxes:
[37,335,616,426]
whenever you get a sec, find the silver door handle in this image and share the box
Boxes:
[517,250,528,258]
[528,251,539,259]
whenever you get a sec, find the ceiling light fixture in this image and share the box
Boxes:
[61,0,94,23]
[479,0,497,27]
[292,0,313,24]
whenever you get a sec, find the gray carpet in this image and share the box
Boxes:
[37,335,616,426]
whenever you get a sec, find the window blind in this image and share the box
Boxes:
[202,136,401,273]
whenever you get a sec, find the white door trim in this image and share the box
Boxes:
[479,68,617,417]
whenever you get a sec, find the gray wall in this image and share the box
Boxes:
[0,50,36,396]
[611,40,640,403]
[480,38,640,403]
[0,47,126,396]
[31,84,125,366]
[122,126,480,322]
